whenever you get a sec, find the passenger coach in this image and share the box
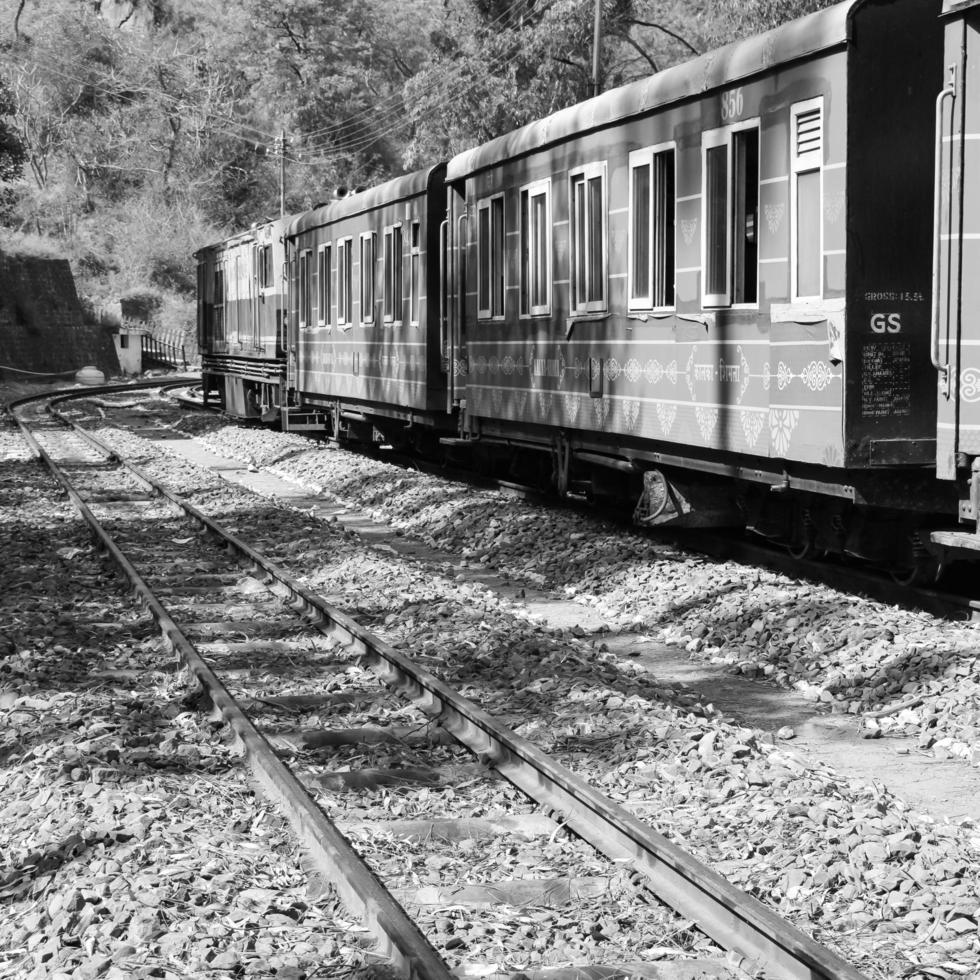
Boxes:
[197,214,291,421]
[934,0,980,559]
[283,165,450,444]
[444,0,949,575]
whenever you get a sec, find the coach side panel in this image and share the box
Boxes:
[457,52,850,468]
[290,188,447,415]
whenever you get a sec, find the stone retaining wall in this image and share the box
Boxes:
[0,250,117,376]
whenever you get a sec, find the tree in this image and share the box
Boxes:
[0,78,26,219]
[702,0,838,47]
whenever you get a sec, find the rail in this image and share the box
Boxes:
[9,382,871,980]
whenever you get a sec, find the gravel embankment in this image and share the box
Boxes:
[165,412,980,771]
[0,423,394,980]
[67,402,980,979]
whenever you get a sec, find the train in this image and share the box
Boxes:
[195,0,980,583]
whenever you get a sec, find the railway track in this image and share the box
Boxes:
[4,384,875,979]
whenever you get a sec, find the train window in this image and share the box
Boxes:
[792,99,824,300]
[317,244,331,328]
[702,123,759,307]
[360,232,376,326]
[197,262,207,347]
[298,249,313,330]
[629,145,675,310]
[569,163,607,314]
[410,221,421,326]
[383,224,403,325]
[257,244,273,290]
[520,179,551,317]
[213,265,225,342]
[477,194,505,319]
[337,238,353,329]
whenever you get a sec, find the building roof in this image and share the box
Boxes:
[446,0,867,181]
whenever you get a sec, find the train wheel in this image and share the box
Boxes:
[890,557,940,587]
[786,537,815,560]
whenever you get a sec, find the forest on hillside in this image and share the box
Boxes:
[0,0,834,333]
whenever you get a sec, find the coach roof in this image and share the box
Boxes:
[447,0,868,181]
[287,164,445,238]
[942,0,980,14]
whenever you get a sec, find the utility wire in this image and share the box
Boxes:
[292,8,566,164]
[294,0,552,148]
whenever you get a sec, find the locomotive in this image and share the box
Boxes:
[196,0,980,582]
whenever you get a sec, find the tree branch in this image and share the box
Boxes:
[619,32,659,74]
[549,54,588,77]
[13,0,26,39]
[625,19,700,56]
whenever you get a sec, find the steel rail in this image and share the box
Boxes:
[12,399,456,980]
[32,392,869,979]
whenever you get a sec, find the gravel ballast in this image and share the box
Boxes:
[4,390,980,979]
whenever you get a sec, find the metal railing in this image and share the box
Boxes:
[140,333,188,371]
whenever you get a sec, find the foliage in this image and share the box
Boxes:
[0,78,26,219]
[703,0,838,46]
[0,0,831,315]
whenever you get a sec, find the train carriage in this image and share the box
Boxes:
[444,0,949,571]
[195,0,980,578]
[934,0,980,558]
[196,215,291,420]
[283,165,450,443]
[195,218,289,421]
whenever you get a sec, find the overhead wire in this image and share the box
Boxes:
[5,0,589,172]
[291,11,580,164]
[293,0,552,149]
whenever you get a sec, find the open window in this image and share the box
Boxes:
[360,232,376,325]
[257,243,273,291]
[703,122,759,307]
[383,224,403,324]
[792,98,823,300]
[520,179,551,317]
[337,238,353,329]
[298,249,313,329]
[477,194,505,319]
[629,144,676,310]
[569,163,607,314]
[317,243,331,327]
[213,264,225,341]
[410,220,421,326]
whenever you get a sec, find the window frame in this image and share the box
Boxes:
[213,263,225,341]
[360,231,376,327]
[701,118,761,310]
[317,242,331,328]
[519,178,552,318]
[298,248,313,330]
[337,237,353,329]
[628,141,677,313]
[477,193,506,321]
[568,161,608,315]
[791,97,824,302]
[409,220,421,326]
[257,243,273,292]
[383,223,403,325]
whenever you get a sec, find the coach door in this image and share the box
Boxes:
[936,6,980,479]
[441,183,468,412]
